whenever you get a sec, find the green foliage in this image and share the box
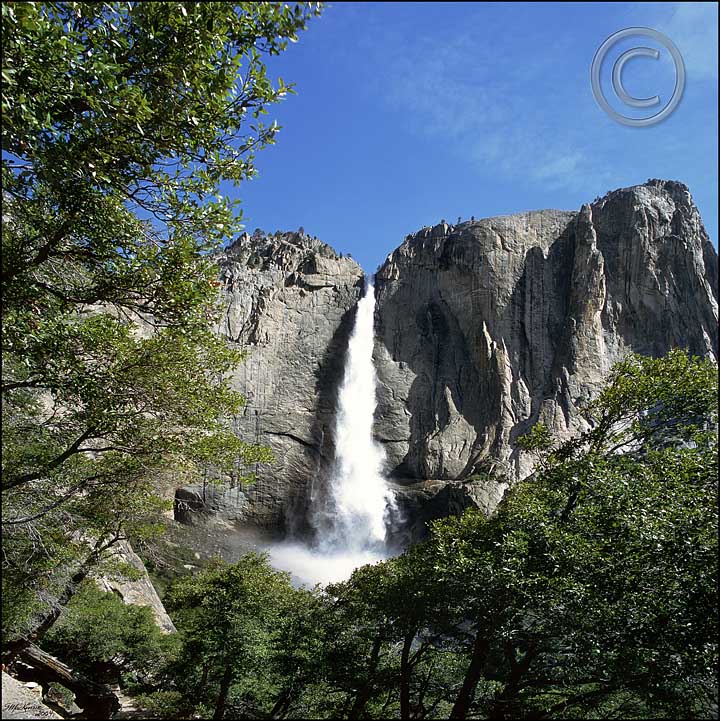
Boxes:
[517,421,552,454]
[1,580,45,643]
[130,690,188,719]
[44,579,179,682]
[132,527,205,601]
[319,547,466,719]
[163,554,324,719]
[577,348,717,456]
[37,352,713,719]
[2,1,321,244]
[1,1,317,639]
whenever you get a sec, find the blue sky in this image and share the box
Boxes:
[233,2,718,272]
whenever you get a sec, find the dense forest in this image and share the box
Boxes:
[2,3,718,720]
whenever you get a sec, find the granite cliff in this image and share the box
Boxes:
[176,181,718,536]
[175,230,364,532]
[374,180,718,519]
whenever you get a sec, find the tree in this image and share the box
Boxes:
[319,350,717,720]
[44,579,179,684]
[1,1,320,642]
[163,554,321,720]
[428,350,718,719]
[322,547,463,720]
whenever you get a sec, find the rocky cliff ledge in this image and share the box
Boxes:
[374,180,718,511]
[175,230,364,531]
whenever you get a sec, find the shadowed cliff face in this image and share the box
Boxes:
[176,181,718,537]
[374,180,718,498]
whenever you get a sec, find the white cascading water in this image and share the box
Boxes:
[318,280,395,552]
[264,280,397,585]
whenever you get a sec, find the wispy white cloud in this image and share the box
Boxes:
[365,21,597,190]
[655,2,718,81]
[349,2,717,192]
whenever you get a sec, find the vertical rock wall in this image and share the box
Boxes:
[176,231,364,531]
[373,180,718,498]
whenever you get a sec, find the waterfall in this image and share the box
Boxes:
[316,280,395,552]
[263,280,397,586]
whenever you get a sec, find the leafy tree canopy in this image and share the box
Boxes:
[423,350,719,719]
[164,554,323,720]
[1,1,320,641]
[44,578,179,683]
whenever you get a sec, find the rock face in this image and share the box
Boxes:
[93,541,175,634]
[2,672,62,720]
[179,230,364,531]
[374,180,718,493]
[177,181,718,535]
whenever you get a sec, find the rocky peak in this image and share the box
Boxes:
[373,180,718,491]
[219,230,361,306]
[224,228,343,272]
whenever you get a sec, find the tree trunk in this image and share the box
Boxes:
[3,564,95,667]
[33,565,92,641]
[449,627,490,720]
[348,635,383,719]
[213,662,234,720]
[8,534,123,659]
[14,642,120,719]
[400,631,414,720]
[269,687,293,719]
[488,646,536,720]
